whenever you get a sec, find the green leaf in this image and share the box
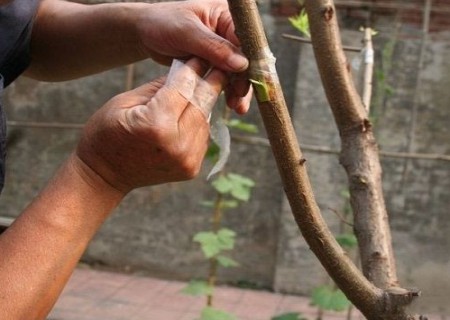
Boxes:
[311,285,351,312]
[230,183,250,201]
[212,173,255,201]
[193,232,222,258]
[335,233,358,249]
[216,255,239,268]
[289,9,310,38]
[220,200,239,209]
[193,229,235,258]
[182,280,213,296]
[226,119,259,134]
[227,173,255,202]
[200,307,237,320]
[249,78,270,102]
[271,312,305,320]
[227,173,255,187]
[212,175,233,194]
[217,228,236,251]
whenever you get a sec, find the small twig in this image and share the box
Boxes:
[282,34,363,52]
[329,208,354,227]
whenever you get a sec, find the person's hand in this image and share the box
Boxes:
[136,0,252,114]
[75,58,225,194]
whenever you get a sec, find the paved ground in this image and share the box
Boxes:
[48,267,442,320]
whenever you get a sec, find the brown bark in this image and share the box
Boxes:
[304,0,397,290]
[227,0,421,319]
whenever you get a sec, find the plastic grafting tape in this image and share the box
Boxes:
[207,115,231,180]
[166,59,230,179]
[166,59,218,120]
[249,47,279,102]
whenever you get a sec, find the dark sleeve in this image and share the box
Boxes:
[0,0,40,87]
[0,76,6,192]
[0,0,40,192]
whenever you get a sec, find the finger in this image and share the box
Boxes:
[235,86,253,114]
[225,72,251,99]
[226,85,253,115]
[183,22,248,73]
[161,57,211,117]
[215,5,241,47]
[130,76,166,98]
[166,57,210,92]
[225,73,251,113]
[186,68,228,119]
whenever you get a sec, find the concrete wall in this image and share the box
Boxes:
[1,0,449,316]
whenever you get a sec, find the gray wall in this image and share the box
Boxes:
[1,0,449,316]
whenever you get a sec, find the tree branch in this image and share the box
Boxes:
[228,0,421,318]
[304,0,398,289]
[227,0,384,317]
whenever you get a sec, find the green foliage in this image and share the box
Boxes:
[193,228,236,258]
[182,280,213,296]
[212,173,255,202]
[289,9,310,38]
[271,312,306,320]
[335,233,358,249]
[216,255,239,268]
[200,307,237,320]
[226,119,259,134]
[249,78,270,102]
[189,110,257,320]
[311,285,351,312]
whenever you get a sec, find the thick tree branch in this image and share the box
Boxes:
[227,0,384,317]
[304,0,398,290]
[228,0,421,319]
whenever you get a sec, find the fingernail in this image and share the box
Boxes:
[227,54,249,71]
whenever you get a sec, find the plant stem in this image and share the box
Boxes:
[206,194,224,306]
[206,103,231,307]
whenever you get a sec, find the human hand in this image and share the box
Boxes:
[136,0,251,114]
[75,58,226,193]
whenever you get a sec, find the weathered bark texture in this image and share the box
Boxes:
[304,0,397,290]
[228,0,421,319]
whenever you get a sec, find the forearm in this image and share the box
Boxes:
[0,154,124,319]
[26,0,148,81]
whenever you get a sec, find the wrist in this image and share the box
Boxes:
[67,153,127,205]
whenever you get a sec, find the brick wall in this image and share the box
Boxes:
[271,0,450,33]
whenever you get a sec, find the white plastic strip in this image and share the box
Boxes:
[166,59,231,179]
